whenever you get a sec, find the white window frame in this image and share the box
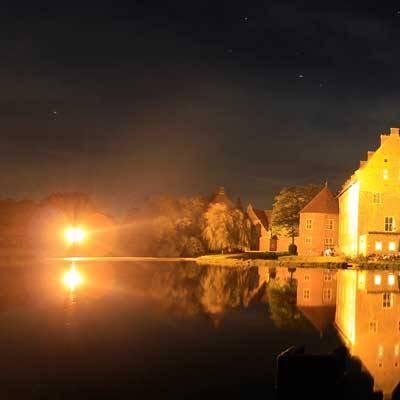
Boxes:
[383,292,393,309]
[303,289,310,300]
[305,219,312,230]
[305,236,312,244]
[385,216,395,232]
[326,219,334,230]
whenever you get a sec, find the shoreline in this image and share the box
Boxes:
[2,252,400,270]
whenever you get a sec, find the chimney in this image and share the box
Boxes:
[390,127,400,136]
[367,151,374,160]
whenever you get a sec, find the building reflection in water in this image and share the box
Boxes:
[336,269,400,398]
[296,268,337,336]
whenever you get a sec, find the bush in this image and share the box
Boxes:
[288,244,297,255]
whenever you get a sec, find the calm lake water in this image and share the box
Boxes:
[0,260,398,399]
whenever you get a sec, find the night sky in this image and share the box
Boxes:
[2,1,400,214]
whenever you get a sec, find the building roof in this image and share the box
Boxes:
[247,204,271,230]
[300,186,339,214]
[298,305,336,336]
[209,187,234,208]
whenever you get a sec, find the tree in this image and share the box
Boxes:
[122,195,208,257]
[203,203,232,252]
[267,280,309,329]
[203,203,251,253]
[271,185,321,244]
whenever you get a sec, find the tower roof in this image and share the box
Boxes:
[300,185,338,214]
[209,187,234,208]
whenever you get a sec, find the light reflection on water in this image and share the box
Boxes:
[0,261,398,398]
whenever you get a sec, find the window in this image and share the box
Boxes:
[388,274,396,286]
[395,344,399,357]
[323,272,332,281]
[304,275,310,281]
[323,288,332,301]
[385,217,394,232]
[389,242,397,252]
[375,241,383,251]
[383,293,393,308]
[369,321,377,333]
[374,274,382,285]
[305,236,312,244]
[326,219,334,230]
[384,168,389,180]
[306,219,312,230]
[303,289,310,300]
[398,321,400,332]
[324,238,334,246]
[373,193,382,204]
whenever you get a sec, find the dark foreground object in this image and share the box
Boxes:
[276,346,382,400]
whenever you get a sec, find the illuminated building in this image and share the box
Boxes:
[339,127,400,256]
[298,185,339,256]
[336,270,400,396]
[296,268,337,335]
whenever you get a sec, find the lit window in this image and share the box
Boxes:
[303,289,310,300]
[324,238,334,246]
[388,274,396,286]
[373,193,382,204]
[384,168,389,180]
[383,292,393,308]
[395,344,399,357]
[326,219,334,230]
[374,274,382,285]
[389,242,397,252]
[369,321,377,333]
[305,236,312,244]
[385,217,395,232]
[306,219,312,230]
[323,288,332,301]
[375,241,383,251]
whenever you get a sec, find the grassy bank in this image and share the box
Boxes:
[196,253,349,269]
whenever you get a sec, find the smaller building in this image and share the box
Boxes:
[296,268,337,336]
[247,204,295,252]
[298,185,339,256]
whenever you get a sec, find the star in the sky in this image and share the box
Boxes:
[298,74,304,79]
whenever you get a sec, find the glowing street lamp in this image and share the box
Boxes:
[64,227,86,245]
